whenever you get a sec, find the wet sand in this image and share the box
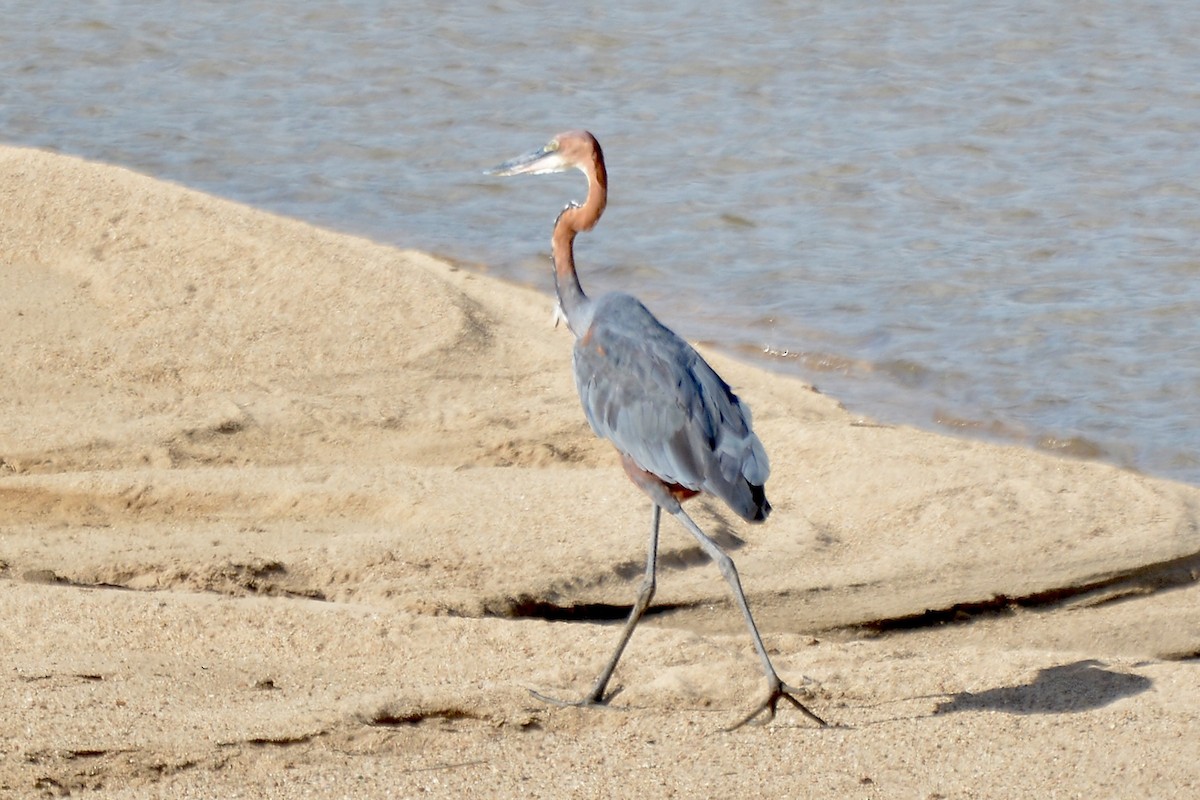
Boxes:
[2,145,1198,797]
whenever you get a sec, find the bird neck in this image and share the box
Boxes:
[551,222,588,335]
[551,156,607,338]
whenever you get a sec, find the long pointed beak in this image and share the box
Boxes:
[484,144,568,177]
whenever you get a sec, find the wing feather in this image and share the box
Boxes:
[573,293,770,520]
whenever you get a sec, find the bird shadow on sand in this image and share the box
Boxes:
[932,659,1151,716]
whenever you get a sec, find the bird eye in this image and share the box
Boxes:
[546,139,560,152]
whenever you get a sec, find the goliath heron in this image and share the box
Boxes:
[488,131,826,729]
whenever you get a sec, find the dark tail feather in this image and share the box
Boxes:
[748,482,771,523]
[712,474,771,523]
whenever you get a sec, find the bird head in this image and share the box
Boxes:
[485,130,600,177]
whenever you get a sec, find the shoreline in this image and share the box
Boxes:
[2,144,1198,797]
[14,139,1176,487]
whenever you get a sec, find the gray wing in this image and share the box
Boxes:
[573,293,771,521]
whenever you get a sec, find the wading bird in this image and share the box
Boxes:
[487,131,826,729]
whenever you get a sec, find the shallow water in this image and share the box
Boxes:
[4,0,1199,484]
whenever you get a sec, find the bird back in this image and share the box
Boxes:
[572,293,771,522]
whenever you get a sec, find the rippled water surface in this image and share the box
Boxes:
[4,1,1200,484]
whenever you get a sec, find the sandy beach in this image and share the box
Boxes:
[2,145,1198,798]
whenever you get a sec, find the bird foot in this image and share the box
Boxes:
[724,680,828,731]
[527,687,612,709]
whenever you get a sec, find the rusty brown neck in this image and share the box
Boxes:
[552,149,608,337]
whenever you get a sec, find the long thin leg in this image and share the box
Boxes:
[669,506,827,730]
[582,503,661,703]
[531,504,661,707]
